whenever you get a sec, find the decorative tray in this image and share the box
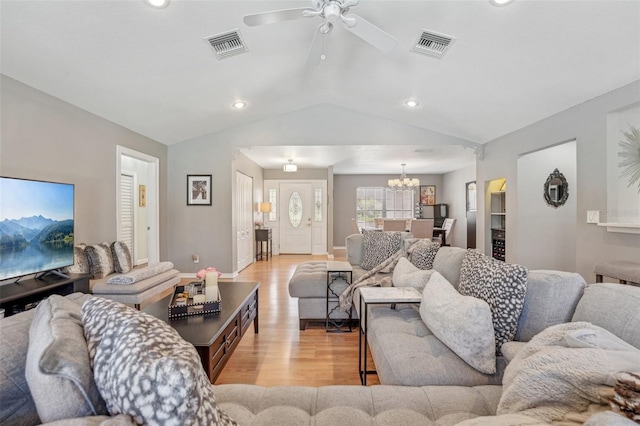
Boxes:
[168,283,221,319]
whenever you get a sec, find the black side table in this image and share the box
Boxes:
[326,261,353,332]
[255,228,272,261]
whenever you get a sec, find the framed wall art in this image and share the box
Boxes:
[187,174,212,206]
[419,185,436,206]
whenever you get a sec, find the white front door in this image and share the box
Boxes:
[279,182,312,254]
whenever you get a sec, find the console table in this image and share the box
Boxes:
[144,281,259,383]
[0,273,90,317]
[255,228,272,261]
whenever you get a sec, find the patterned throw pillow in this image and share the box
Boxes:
[84,243,115,279]
[360,230,403,271]
[111,241,133,274]
[64,244,90,274]
[82,297,236,426]
[458,250,528,354]
[408,241,440,270]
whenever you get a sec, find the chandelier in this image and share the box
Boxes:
[388,163,420,189]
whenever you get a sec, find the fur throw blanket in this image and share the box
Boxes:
[338,239,427,311]
[498,322,640,423]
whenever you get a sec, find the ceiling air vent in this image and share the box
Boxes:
[204,29,248,60]
[411,30,455,59]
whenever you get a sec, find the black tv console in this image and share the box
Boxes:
[0,273,90,317]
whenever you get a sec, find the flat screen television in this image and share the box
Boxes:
[0,177,75,281]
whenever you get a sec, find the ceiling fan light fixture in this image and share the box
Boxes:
[146,0,170,9]
[232,101,247,109]
[283,159,298,172]
[489,0,515,6]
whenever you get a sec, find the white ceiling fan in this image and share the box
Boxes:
[243,0,398,65]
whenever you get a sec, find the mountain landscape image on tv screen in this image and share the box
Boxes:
[0,177,74,281]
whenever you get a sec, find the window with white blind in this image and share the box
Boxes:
[355,187,415,229]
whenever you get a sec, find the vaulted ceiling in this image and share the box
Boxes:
[2,1,639,174]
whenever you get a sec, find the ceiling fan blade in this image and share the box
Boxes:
[305,24,327,67]
[344,13,398,53]
[243,8,310,26]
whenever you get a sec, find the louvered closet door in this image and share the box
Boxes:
[120,174,135,255]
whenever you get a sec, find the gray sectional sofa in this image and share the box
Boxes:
[2,231,639,425]
[343,232,636,388]
[1,283,638,425]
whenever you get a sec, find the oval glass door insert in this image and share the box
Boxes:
[288,191,303,228]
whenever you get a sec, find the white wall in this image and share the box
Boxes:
[517,141,577,271]
[477,80,640,281]
[606,104,640,223]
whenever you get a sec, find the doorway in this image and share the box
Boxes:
[116,146,159,265]
[466,181,477,249]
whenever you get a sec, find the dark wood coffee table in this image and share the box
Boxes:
[144,281,259,383]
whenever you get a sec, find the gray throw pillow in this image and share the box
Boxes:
[64,244,90,275]
[110,241,133,274]
[392,257,434,292]
[360,230,402,271]
[458,249,528,354]
[420,272,496,374]
[85,243,115,279]
[82,297,236,426]
[25,294,107,423]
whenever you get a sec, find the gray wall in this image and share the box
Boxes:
[517,141,577,271]
[477,80,640,281]
[333,174,443,247]
[0,75,169,259]
[167,103,472,273]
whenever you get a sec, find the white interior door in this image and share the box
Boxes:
[236,171,253,271]
[119,173,135,255]
[279,182,312,254]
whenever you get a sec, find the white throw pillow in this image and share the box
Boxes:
[392,257,434,292]
[420,271,497,374]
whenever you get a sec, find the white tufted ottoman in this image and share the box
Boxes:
[288,261,354,330]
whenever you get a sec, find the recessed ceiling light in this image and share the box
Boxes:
[405,100,419,108]
[232,101,247,109]
[489,0,515,6]
[146,0,170,9]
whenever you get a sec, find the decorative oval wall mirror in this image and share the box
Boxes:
[543,168,569,207]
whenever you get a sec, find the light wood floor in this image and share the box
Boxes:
[187,252,380,387]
